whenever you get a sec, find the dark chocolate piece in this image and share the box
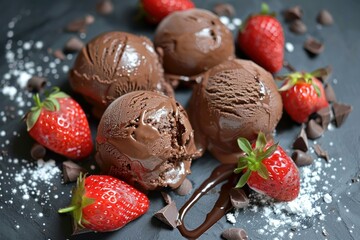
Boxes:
[333,102,352,127]
[221,228,249,240]
[64,37,84,53]
[306,119,324,139]
[311,66,333,83]
[317,10,334,26]
[229,188,249,209]
[175,178,192,196]
[292,150,313,167]
[64,15,94,33]
[283,6,303,22]
[313,144,329,161]
[53,49,66,61]
[316,106,332,129]
[325,84,337,102]
[96,0,114,15]
[293,127,309,152]
[304,37,324,55]
[62,160,87,183]
[213,3,235,17]
[30,143,46,160]
[289,19,307,34]
[161,192,172,205]
[27,76,47,93]
[154,201,179,229]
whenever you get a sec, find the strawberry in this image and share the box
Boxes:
[141,0,195,24]
[278,68,329,123]
[26,88,93,160]
[234,132,300,201]
[237,3,284,73]
[58,174,150,232]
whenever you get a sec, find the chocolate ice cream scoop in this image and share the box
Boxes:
[69,31,173,118]
[188,59,283,163]
[95,91,200,191]
[154,8,235,85]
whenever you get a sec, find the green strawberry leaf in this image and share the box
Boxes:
[258,163,269,179]
[255,132,267,152]
[311,66,332,79]
[237,137,253,155]
[26,109,41,131]
[257,143,278,160]
[236,169,251,188]
[43,98,60,111]
[312,83,321,97]
[237,157,249,169]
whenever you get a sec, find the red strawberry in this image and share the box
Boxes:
[26,88,93,160]
[58,174,150,232]
[278,68,329,123]
[141,0,195,24]
[237,3,284,73]
[235,132,300,201]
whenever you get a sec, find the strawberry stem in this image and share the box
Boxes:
[58,205,78,213]
[260,3,270,15]
[33,94,42,108]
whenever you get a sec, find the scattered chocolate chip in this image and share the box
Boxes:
[27,76,47,93]
[313,144,329,161]
[229,188,249,209]
[30,143,46,160]
[304,37,324,55]
[154,201,179,229]
[175,178,192,196]
[64,15,94,33]
[293,127,309,152]
[96,0,114,15]
[317,10,334,26]
[221,228,249,240]
[62,160,87,184]
[161,192,172,205]
[332,102,352,127]
[289,19,307,34]
[53,49,66,61]
[316,106,332,129]
[64,37,84,53]
[213,3,235,17]
[306,120,324,139]
[324,84,337,102]
[283,6,303,22]
[292,150,313,167]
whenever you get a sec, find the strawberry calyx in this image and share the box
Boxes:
[26,87,69,131]
[234,132,278,188]
[277,71,321,96]
[58,173,95,231]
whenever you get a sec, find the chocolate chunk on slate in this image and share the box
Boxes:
[161,192,172,205]
[325,84,337,102]
[64,15,94,33]
[64,37,84,53]
[313,144,329,161]
[53,49,66,61]
[62,160,87,183]
[293,126,309,152]
[154,201,179,229]
[96,0,114,15]
[229,188,249,209]
[333,102,352,127]
[213,3,235,17]
[316,106,332,129]
[304,37,324,55]
[27,76,47,93]
[306,119,324,139]
[221,228,249,240]
[175,178,192,196]
[292,150,313,167]
[289,19,307,34]
[30,143,46,160]
[283,6,303,22]
[317,10,334,26]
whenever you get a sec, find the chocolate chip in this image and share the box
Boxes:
[306,119,324,139]
[30,143,46,160]
[213,3,235,17]
[324,84,337,102]
[332,102,352,127]
[62,160,87,183]
[53,49,66,61]
[292,150,313,167]
[64,37,84,53]
[283,6,303,22]
[175,178,192,196]
[316,106,332,129]
[27,76,47,93]
[154,201,179,229]
[64,15,94,33]
[293,127,309,152]
[229,188,249,209]
[96,0,114,15]
[221,228,249,240]
[161,191,172,205]
[304,37,324,55]
[317,10,334,26]
[289,19,307,34]
[313,144,329,161]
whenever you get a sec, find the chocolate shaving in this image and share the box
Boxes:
[324,84,337,102]
[30,143,46,160]
[154,201,179,229]
[161,192,172,205]
[317,10,334,26]
[53,49,66,61]
[293,126,309,152]
[229,188,249,209]
[313,144,329,161]
[175,178,192,196]
[221,228,249,240]
[283,6,303,22]
[304,37,324,55]
[96,0,114,15]
[27,76,47,93]
[316,106,332,129]
[64,37,84,53]
[332,102,352,127]
[62,160,87,184]
[64,15,94,33]
[306,119,324,139]
[292,150,313,167]
[213,3,235,17]
[289,19,307,34]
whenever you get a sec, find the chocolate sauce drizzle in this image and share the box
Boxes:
[177,164,238,239]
